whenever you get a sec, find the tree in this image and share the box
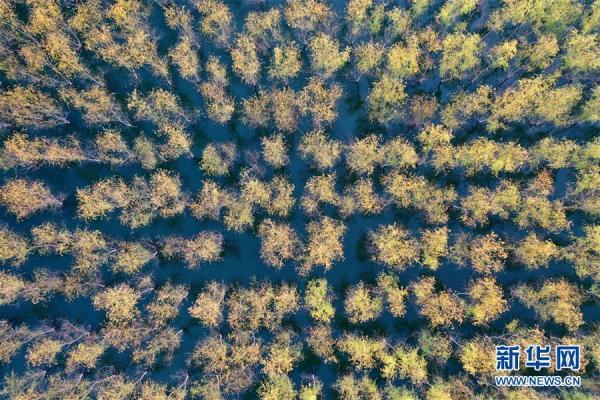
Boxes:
[563,30,600,72]
[308,33,349,77]
[306,324,337,363]
[334,374,380,399]
[345,135,382,175]
[65,341,105,372]
[95,129,133,165]
[352,42,385,79]
[0,179,62,219]
[26,338,62,367]
[284,0,333,43]
[261,134,288,168]
[412,277,466,327]
[514,234,558,269]
[438,0,478,26]
[514,196,569,232]
[368,224,419,270]
[488,76,581,131]
[387,40,421,78]
[0,271,25,305]
[231,34,260,85]
[488,0,582,34]
[0,133,86,169]
[60,86,130,126]
[441,85,492,130]
[113,242,155,275]
[189,180,230,220]
[300,174,339,215]
[300,78,343,127]
[77,178,129,220]
[261,330,302,377]
[189,281,227,328]
[146,283,188,326]
[463,233,508,274]
[513,279,584,330]
[0,86,68,129]
[298,129,342,170]
[381,138,418,170]
[267,176,295,217]
[258,219,301,268]
[488,40,518,70]
[271,88,302,132]
[563,225,600,281]
[257,375,295,400]
[459,337,496,377]
[169,34,200,81]
[93,284,141,325]
[340,178,384,217]
[304,278,335,323]
[0,227,30,266]
[344,282,383,323]
[345,0,373,37]
[392,346,428,384]
[367,76,407,124]
[245,9,283,53]
[418,330,452,365]
[299,380,322,400]
[337,333,385,370]
[382,172,457,224]
[524,34,560,71]
[421,227,448,270]
[440,33,482,80]
[269,42,302,81]
[468,277,507,325]
[161,232,224,268]
[200,56,236,124]
[200,142,237,176]
[301,217,346,274]
[376,273,409,318]
[194,0,233,48]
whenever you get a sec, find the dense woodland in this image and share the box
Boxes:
[0,0,599,398]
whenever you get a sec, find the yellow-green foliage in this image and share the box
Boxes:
[513,279,584,330]
[344,282,383,324]
[468,277,507,325]
[189,281,227,328]
[345,135,382,175]
[368,224,419,270]
[161,232,223,268]
[563,225,600,281]
[367,76,407,124]
[459,337,496,376]
[258,219,301,268]
[304,278,335,323]
[299,130,342,170]
[0,0,599,397]
[200,142,237,176]
[270,43,302,81]
[0,179,62,219]
[514,234,558,269]
[93,284,140,325]
[412,277,466,327]
[421,227,448,270]
[337,333,385,370]
[440,32,482,79]
[383,172,457,224]
[0,133,85,169]
[308,33,349,77]
[377,273,408,317]
[261,134,288,168]
[0,227,29,265]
